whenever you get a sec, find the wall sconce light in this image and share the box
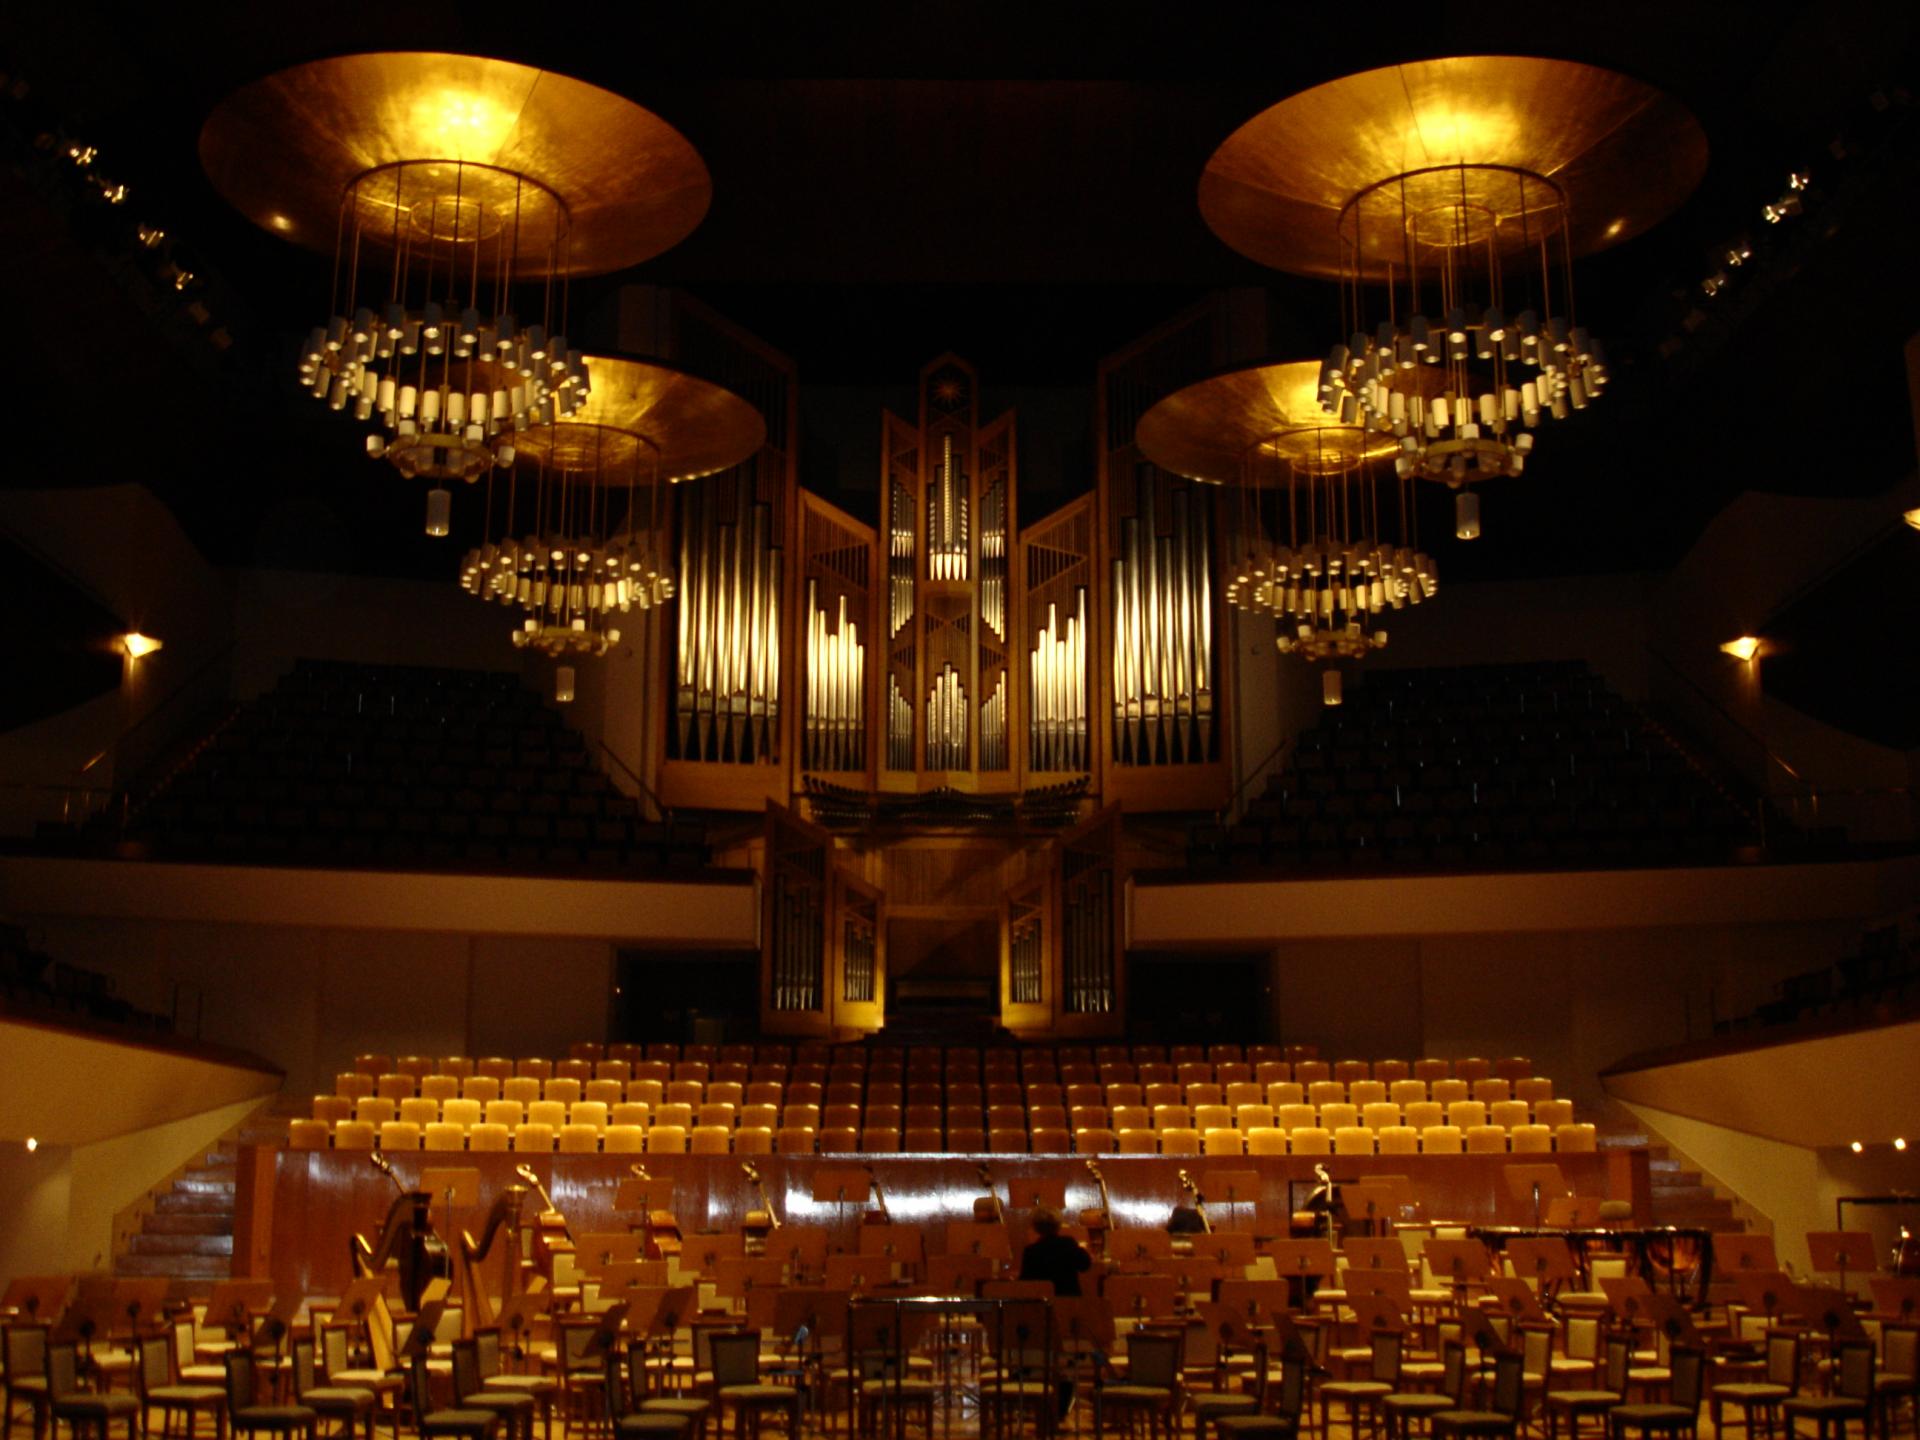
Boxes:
[23,1137,38,1152]
[1903,507,1920,531]
[1720,635,1761,662]
[121,633,164,661]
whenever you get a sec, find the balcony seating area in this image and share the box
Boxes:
[121,660,704,874]
[0,921,173,1031]
[1197,661,1762,874]
[1715,924,1920,1036]
[287,1040,1597,1159]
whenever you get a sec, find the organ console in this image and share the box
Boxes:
[353,1152,451,1314]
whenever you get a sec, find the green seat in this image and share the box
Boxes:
[47,1342,140,1440]
[1609,1347,1707,1440]
[226,1350,317,1440]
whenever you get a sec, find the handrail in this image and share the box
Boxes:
[598,741,672,825]
[1644,646,1811,794]
[1219,733,1294,827]
[74,640,237,781]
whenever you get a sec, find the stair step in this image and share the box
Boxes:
[143,1212,232,1236]
[154,1192,235,1215]
[172,1175,236,1195]
[115,1254,232,1279]
[129,1233,233,1257]
[1651,1183,1721,1203]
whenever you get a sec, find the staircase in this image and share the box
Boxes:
[1595,1102,1747,1232]
[113,1105,289,1294]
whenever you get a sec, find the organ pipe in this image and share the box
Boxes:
[928,433,968,582]
[980,673,1007,773]
[674,470,781,764]
[804,580,865,771]
[980,477,1006,639]
[1110,466,1213,766]
[1028,588,1087,773]
[887,677,913,772]
[927,662,968,771]
[888,480,915,638]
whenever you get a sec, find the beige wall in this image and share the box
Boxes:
[0,1139,74,1286]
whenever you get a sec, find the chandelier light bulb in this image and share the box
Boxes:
[424,487,452,538]
[1455,490,1482,540]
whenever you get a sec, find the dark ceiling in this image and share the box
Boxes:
[2,1,1918,597]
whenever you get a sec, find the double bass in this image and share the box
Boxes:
[742,1162,781,1252]
[865,1166,892,1225]
[353,1152,452,1313]
[513,1163,576,1282]
[630,1165,683,1260]
[973,1163,1005,1223]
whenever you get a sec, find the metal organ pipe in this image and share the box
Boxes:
[1111,467,1213,766]
[929,434,968,582]
[1028,589,1087,773]
[805,581,864,771]
[674,472,781,764]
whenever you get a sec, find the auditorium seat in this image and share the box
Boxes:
[1349,1080,1387,1107]
[1029,1105,1068,1131]
[1473,1079,1513,1105]
[1203,1128,1244,1156]
[1224,1082,1264,1110]
[476,1057,515,1081]
[288,1119,330,1149]
[1290,1127,1332,1155]
[666,1080,704,1105]
[610,1102,650,1128]
[1430,1079,1470,1106]
[647,1125,689,1154]
[1308,1081,1346,1107]
[632,1060,671,1084]
[570,1101,610,1131]
[1334,1060,1370,1084]
[1378,1126,1420,1156]
[468,1123,509,1151]
[628,1080,665,1108]
[1465,1125,1508,1154]
[333,1120,375,1149]
[822,1103,861,1130]
[1246,1128,1287,1156]
[583,1079,623,1107]
[1373,1060,1410,1083]
[1510,1125,1554,1154]
[423,1122,466,1151]
[1118,1129,1159,1155]
[1363,1102,1402,1131]
[1268,1082,1306,1107]
[1490,1100,1532,1131]
[1295,1060,1331,1085]
[1453,1058,1492,1082]
[398,1098,439,1127]
[945,1127,986,1152]
[420,1076,460,1104]
[335,1073,375,1100]
[1421,1125,1463,1154]
[818,1126,860,1151]
[1254,1061,1291,1086]
[1389,1080,1428,1106]
[1447,1101,1488,1130]
[1556,1124,1598,1153]
[1413,1058,1451,1083]
[545,1078,583,1108]
[439,1098,480,1130]
[1514,1077,1554,1105]
[696,1102,737,1130]
[1333,1126,1376,1156]
[1112,1105,1151,1132]
[784,1104,822,1132]
[1159,1128,1201,1155]
[313,1095,354,1126]
[513,1122,555,1152]
[776,1127,816,1154]
[989,1128,1029,1153]
[1535,1100,1575,1130]
[1194,1104,1233,1133]
[1405,1101,1444,1130]
[1029,1127,1071,1153]
[357,1098,397,1128]
[1144,1083,1183,1108]
[602,1125,645,1154]
[502,1077,541,1106]
[735,1127,773,1155]
[517,1058,553,1081]
[1186,1083,1224,1107]
[691,1126,732,1154]
[1075,1127,1118,1153]
[354,1053,391,1077]
[1152,1104,1193,1130]
[903,1126,944,1151]
[737,1103,779,1131]
[1320,1103,1359,1131]
[558,1124,601,1154]
[1277,1104,1319,1133]
[526,1100,567,1131]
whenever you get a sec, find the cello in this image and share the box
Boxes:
[1081,1159,1113,1259]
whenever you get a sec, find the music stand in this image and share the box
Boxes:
[1340,1269,1412,1310]
[1266,1238,1338,1310]
[204,1280,277,1337]
[1727,1270,1798,1326]
[1504,1238,1578,1298]
[111,1280,173,1340]
[686,1232,745,1276]
[1215,1279,1292,1326]
[858,1224,924,1272]
[713,1259,784,1308]
[581,1301,631,1358]
[1806,1232,1876,1297]
[1193,1231,1256,1269]
[1867,1276,1920,1322]
[1344,1178,1415,1237]
[824,1254,890,1293]
[1107,1228,1174,1266]
[1483,1276,1551,1325]
[1005,1177,1067,1213]
[576,1232,647,1275]
[1795,1285,1869,1343]
[1543,1196,1605,1228]
[944,1223,1013,1263]
[1714,1235,1778,1273]
[1158,1258,1229,1304]
[773,1227,830,1284]
[1200,1170,1261,1231]
[1054,1296,1118,1356]
[55,1279,121,1363]
[494,1290,549,1368]
[1101,1274,1177,1320]
[1599,1275,1656,1328]
[1422,1240,1493,1295]
[1503,1165,1569,1228]
[600,1261,671,1304]
[1346,1293,1409,1335]
[0,1276,72,1321]
[810,1168,874,1247]
[1341,1239,1409,1274]
[1641,1292,1706,1347]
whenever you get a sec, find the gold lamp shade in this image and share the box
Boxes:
[511,356,766,482]
[1198,56,1707,278]
[200,51,712,275]
[1135,361,1405,483]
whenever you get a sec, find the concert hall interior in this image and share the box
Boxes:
[2,5,1919,1438]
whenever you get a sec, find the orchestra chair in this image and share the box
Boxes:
[1321,1325,1403,1440]
[1203,1128,1245,1156]
[288,1335,375,1440]
[1464,1126,1509,1155]
[1118,1129,1160,1155]
[774,1127,817,1155]
[1378,1126,1421,1157]
[1290,1128,1333,1156]
[1609,1346,1708,1440]
[1093,1329,1182,1440]
[378,1121,423,1152]
[1708,1330,1798,1440]
[1384,1342,1470,1439]
[600,1346,689,1440]
[1780,1341,1874,1440]
[1556,1125,1598,1153]
[399,1097,441,1127]
[1246,1128,1288,1156]
[1430,1347,1525,1440]
[467,1124,510,1153]
[332,1121,375,1150]
[1074,1127,1119,1154]
[1334,1127,1377,1157]
[558,1124,601,1155]
[47,1338,140,1440]
[223,1350,317,1440]
[131,1332,226,1440]
[402,1351,494,1440]
[647,1125,689,1154]
[289,1119,331,1150]
[1510,1126,1554,1155]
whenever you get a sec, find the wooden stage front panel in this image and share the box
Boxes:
[257,1150,1646,1300]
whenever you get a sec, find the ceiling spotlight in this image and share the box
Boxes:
[23,1137,37,1152]
[1720,635,1761,662]
[1896,1138,1908,1151]
[1902,507,1920,531]
[1851,1140,1865,1153]
[121,632,164,660]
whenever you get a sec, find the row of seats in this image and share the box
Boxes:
[343,1046,1541,1083]
[290,1116,1600,1157]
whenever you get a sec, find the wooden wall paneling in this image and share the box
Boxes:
[268,1149,1640,1303]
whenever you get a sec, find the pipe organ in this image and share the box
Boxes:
[672,465,782,765]
[1110,463,1214,767]
[799,493,874,776]
[1022,496,1095,777]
